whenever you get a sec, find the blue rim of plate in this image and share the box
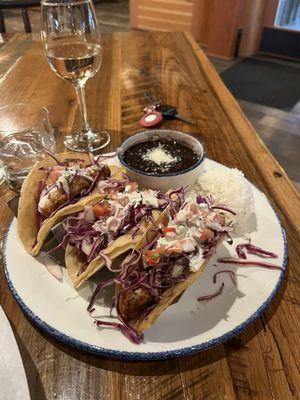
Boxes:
[2,185,287,361]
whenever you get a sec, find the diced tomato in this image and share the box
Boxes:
[93,203,111,218]
[143,248,164,265]
[49,166,64,183]
[163,227,176,236]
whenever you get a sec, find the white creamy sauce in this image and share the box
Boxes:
[89,188,160,247]
[126,191,143,204]
[116,189,159,209]
[189,254,204,272]
[156,200,224,272]
[59,175,71,197]
[38,194,49,211]
[38,167,95,213]
[141,190,159,208]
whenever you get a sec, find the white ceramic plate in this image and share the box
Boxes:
[0,306,31,400]
[2,159,286,360]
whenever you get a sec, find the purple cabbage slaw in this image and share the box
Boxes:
[63,187,187,272]
[88,246,192,344]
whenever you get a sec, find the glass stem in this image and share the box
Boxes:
[75,83,90,136]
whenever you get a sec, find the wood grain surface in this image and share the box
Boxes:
[0,32,299,400]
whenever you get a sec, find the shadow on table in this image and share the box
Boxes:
[12,326,47,400]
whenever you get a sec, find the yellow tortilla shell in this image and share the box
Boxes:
[17,152,123,256]
[66,210,163,288]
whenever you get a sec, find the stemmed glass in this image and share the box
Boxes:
[41,0,110,152]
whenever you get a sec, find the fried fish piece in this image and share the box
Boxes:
[119,287,153,321]
[38,175,93,218]
[38,165,110,218]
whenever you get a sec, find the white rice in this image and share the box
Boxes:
[188,167,254,235]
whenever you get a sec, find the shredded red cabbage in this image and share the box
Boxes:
[236,241,278,259]
[98,251,122,273]
[87,278,115,313]
[213,270,236,286]
[196,194,236,215]
[196,194,214,208]
[80,165,111,197]
[44,150,63,166]
[95,320,143,344]
[212,205,236,215]
[217,257,282,270]
[168,186,187,210]
[65,217,108,260]
[112,203,149,240]
[197,283,225,302]
[94,152,117,163]
[97,177,130,194]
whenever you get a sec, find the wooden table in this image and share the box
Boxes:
[0,32,299,400]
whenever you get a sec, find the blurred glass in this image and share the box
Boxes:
[0,104,55,192]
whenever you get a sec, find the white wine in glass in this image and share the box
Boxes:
[41,0,110,152]
[47,42,102,85]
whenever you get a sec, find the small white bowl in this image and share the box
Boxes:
[118,130,205,191]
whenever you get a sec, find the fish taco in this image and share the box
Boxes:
[17,152,126,256]
[88,194,235,343]
[64,186,185,288]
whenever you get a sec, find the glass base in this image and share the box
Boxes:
[64,130,110,152]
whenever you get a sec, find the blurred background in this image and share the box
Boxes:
[0,0,299,190]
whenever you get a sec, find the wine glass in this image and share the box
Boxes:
[41,0,110,152]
